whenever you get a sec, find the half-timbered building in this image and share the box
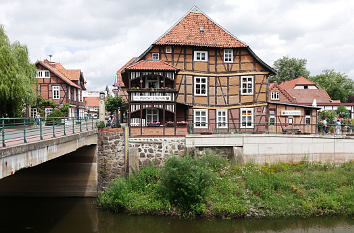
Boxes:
[116,7,318,135]
[34,59,86,119]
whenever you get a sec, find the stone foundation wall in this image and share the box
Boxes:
[128,137,186,168]
[97,128,125,191]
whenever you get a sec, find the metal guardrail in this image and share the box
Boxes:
[187,122,354,135]
[0,117,98,148]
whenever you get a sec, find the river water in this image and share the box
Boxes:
[0,197,353,233]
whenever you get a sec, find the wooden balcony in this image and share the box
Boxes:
[128,89,177,102]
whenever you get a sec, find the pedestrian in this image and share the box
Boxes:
[336,120,341,135]
[35,113,40,126]
[322,118,327,134]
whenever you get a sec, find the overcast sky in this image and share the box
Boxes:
[1,0,354,91]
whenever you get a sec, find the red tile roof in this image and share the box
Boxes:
[84,97,99,107]
[125,60,178,71]
[154,8,247,48]
[37,60,81,89]
[285,89,332,105]
[115,57,137,87]
[279,77,316,89]
[276,77,332,105]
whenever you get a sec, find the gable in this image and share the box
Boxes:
[154,8,247,48]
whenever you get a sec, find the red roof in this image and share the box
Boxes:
[285,89,331,105]
[154,7,247,48]
[84,97,99,107]
[37,60,81,89]
[276,77,332,105]
[125,60,178,71]
[279,77,316,89]
[115,57,137,87]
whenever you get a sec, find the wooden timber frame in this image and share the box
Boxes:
[125,69,181,136]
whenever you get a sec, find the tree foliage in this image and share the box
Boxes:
[0,25,37,117]
[310,69,354,103]
[105,96,123,113]
[270,56,310,83]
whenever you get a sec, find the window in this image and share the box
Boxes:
[241,76,253,95]
[146,77,160,89]
[194,109,208,128]
[224,49,233,62]
[68,86,71,100]
[305,116,311,125]
[36,70,50,78]
[152,53,159,61]
[74,88,77,101]
[146,109,159,123]
[30,108,37,118]
[305,110,311,125]
[166,46,172,53]
[78,90,81,102]
[269,110,276,125]
[52,86,60,99]
[271,91,279,100]
[217,109,228,128]
[194,77,207,96]
[194,51,208,61]
[288,117,293,125]
[240,108,254,128]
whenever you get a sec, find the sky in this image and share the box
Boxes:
[1,0,354,91]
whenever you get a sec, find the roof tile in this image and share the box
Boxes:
[125,60,178,71]
[155,11,247,48]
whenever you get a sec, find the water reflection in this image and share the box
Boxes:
[0,198,352,233]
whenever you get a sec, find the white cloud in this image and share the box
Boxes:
[1,0,354,92]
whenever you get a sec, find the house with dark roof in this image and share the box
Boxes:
[116,7,319,135]
[34,59,86,119]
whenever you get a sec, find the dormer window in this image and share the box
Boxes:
[36,70,50,78]
[165,46,172,54]
[152,53,159,61]
[194,51,208,62]
[271,91,280,100]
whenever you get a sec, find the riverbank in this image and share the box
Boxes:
[98,155,354,218]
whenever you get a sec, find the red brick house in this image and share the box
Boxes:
[84,96,99,118]
[34,59,86,119]
[116,7,319,135]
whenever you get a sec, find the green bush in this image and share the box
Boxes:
[46,108,63,125]
[96,121,105,128]
[160,156,213,214]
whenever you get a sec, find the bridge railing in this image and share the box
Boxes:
[0,117,98,148]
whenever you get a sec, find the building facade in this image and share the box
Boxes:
[34,59,86,119]
[117,7,318,136]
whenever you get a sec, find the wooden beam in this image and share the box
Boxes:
[178,71,270,77]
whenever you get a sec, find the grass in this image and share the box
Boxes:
[98,155,354,219]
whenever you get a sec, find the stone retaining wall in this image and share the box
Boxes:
[128,137,186,168]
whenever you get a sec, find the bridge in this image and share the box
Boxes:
[0,117,99,196]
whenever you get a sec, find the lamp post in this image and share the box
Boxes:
[99,91,105,122]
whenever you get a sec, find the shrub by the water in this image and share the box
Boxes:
[98,156,354,219]
[160,156,213,214]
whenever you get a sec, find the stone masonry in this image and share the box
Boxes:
[97,128,125,191]
[128,137,186,168]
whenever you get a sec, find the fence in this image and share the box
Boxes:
[0,117,98,148]
[128,120,354,137]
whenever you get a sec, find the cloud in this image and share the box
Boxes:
[1,0,353,92]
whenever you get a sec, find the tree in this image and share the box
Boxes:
[105,96,124,127]
[270,56,310,83]
[0,25,37,117]
[310,69,354,103]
